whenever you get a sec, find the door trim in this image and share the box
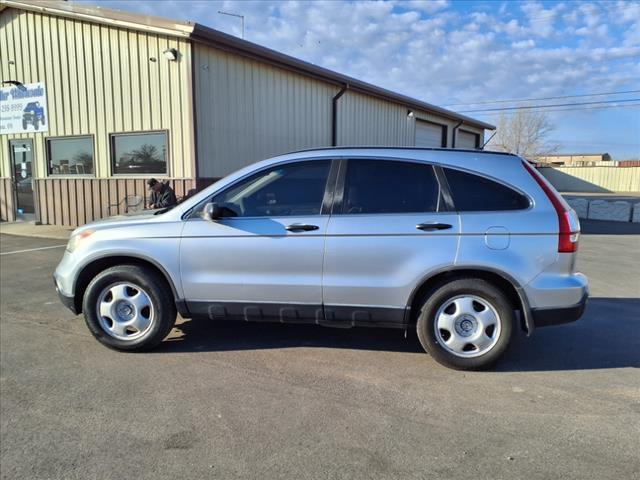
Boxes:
[186,300,324,323]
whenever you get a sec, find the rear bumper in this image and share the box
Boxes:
[531,292,588,328]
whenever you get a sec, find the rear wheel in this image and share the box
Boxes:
[82,264,176,351]
[416,278,514,370]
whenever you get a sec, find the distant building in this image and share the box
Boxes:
[534,153,612,166]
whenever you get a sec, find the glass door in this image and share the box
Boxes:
[9,139,35,216]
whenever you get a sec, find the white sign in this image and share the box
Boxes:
[0,82,48,135]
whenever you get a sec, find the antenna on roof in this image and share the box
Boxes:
[218,10,245,39]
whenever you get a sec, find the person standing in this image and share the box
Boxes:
[147,178,177,209]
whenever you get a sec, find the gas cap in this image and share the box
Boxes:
[485,226,510,250]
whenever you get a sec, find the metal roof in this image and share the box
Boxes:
[2,0,495,130]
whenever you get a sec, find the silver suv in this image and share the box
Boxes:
[54,148,588,370]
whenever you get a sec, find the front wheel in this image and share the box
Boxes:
[82,264,176,351]
[416,278,514,370]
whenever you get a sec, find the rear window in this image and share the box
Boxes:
[443,168,530,211]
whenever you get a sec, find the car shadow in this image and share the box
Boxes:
[157,319,425,355]
[155,298,639,371]
[496,297,640,371]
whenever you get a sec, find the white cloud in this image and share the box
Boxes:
[512,39,536,49]
[398,0,449,14]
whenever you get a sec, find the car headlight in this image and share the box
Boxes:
[66,230,94,253]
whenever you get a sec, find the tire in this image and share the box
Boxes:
[41,115,46,126]
[82,264,177,352]
[22,119,27,130]
[33,118,39,130]
[416,278,514,370]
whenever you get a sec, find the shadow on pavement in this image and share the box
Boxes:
[156,298,639,371]
[157,317,424,355]
[580,219,640,235]
[498,297,640,371]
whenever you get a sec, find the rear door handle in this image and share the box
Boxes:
[416,222,452,231]
[286,223,319,232]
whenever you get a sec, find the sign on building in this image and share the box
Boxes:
[0,82,48,135]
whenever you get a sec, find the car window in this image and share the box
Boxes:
[443,167,530,211]
[341,159,440,214]
[208,160,331,217]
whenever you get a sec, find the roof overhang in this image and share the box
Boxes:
[1,0,194,37]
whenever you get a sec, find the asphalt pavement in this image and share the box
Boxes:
[0,226,638,480]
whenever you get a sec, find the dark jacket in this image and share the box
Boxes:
[150,183,177,208]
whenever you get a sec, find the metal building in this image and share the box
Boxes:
[0,0,493,226]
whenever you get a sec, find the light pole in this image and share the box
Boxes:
[218,10,245,39]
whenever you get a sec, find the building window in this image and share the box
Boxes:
[110,131,168,175]
[46,136,95,175]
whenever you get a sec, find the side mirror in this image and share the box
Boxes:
[203,202,222,221]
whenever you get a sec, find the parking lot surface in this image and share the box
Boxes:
[1,225,639,480]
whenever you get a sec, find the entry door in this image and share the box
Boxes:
[180,159,334,322]
[9,139,35,215]
[322,159,460,326]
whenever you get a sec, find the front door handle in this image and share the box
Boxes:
[286,223,319,232]
[416,222,452,231]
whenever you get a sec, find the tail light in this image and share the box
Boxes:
[522,160,580,253]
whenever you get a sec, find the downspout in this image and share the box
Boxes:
[451,120,463,148]
[331,83,349,147]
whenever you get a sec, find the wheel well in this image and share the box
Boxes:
[408,269,525,329]
[73,256,177,314]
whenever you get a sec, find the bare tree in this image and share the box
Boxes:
[131,144,161,163]
[487,110,559,159]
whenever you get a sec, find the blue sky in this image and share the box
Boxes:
[81,0,640,159]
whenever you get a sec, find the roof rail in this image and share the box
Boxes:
[285,146,519,157]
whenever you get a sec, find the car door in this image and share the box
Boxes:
[322,158,460,327]
[180,159,336,322]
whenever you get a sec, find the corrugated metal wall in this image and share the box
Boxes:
[336,91,484,148]
[539,166,640,193]
[337,91,413,146]
[194,44,335,178]
[34,177,195,227]
[193,44,483,178]
[0,7,195,180]
[0,177,16,222]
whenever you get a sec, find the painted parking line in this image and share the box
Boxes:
[0,244,67,256]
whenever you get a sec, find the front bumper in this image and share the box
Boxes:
[531,292,588,328]
[55,276,78,314]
